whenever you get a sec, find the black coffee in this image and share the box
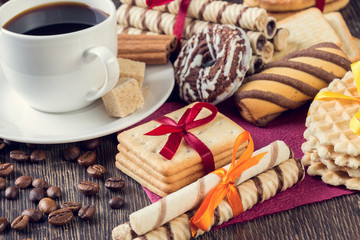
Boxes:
[3,2,108,36]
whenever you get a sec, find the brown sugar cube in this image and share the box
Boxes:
[117,58,146,87]
[102,78,144,118]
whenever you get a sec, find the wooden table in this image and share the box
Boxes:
[1,0,360,239]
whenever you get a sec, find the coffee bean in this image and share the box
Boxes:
[78,205,95,220]
[87,164,106,178]
[0,217,8,233]
[26,143,37,149]
[38,197,57,214]
[29,187,46,202]
[109,196,125,209]
[48,208,73,226]
[0,163,14,177]
[15,176,33,189]
[0,177,6,190]
[22,209,44,222]
[78,181,100,195]
[105,177,125,191]
[61,201,82,213]
[81,138,101,150]
[0,139,6,151]
[9,150,29,162]
[30,149,46,163]
[77,151,96,167]
[11,215,29,231]
[63,146,80,161]
[46,186,62,199]
[32,178,49,189]
[5,186,19,199]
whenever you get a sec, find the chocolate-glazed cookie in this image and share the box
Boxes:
[174,24,252,105]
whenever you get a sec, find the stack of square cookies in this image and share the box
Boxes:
[116,103,248,197]
[302,71,360,190]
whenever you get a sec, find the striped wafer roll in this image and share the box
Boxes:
[245,31,267,55]
[120,0,268,31]
[262,41,274,63]
[234,42,351,126]
[271,28,290,51]
[263,16,277,39]
[117,25,159,35]
[248,55,264,75]
[111,158,304,240]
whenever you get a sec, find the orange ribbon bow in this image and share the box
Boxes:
[189,131,267,236]
[312,61,360,135]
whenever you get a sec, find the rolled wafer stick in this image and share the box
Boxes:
[112,157,304,240]
[117,25,159,35]
[262,41,274,64]
[263,16,277,39]
[120,0,268,31]
[127,140,292,236]
[271,28,290,51]
[245,31,267,55]
[117,5,273,62]
[247,55,264,75]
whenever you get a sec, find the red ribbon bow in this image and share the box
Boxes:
[146,0,191,43]
[316,0,325,11]
[145,102,218,174]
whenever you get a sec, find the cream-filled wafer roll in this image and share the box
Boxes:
[127,140,291,235]
[248,55,264,75]
[117,25,159,35]
[244,31,267,55]
[112,158,304,240]
[263,16,277,39]
[271,28,290,51]
[262,41,274,63]
[120,0,268,31]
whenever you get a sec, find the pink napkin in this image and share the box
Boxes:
[135,99,355,228]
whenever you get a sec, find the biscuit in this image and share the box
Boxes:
[267,0,350,20]
[234,42,351,126]
[117,103,246,176]
[117,143,246,184]
[244,0,336,12]
[324,12,360,62]
[273,8,341,61]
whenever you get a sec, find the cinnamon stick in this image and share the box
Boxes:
[118,42,169,54]
[118,52,169,65]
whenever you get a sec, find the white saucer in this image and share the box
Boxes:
[0,63,174,144]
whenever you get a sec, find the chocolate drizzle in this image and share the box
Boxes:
[236,89,306,109]
[236,6,248,26]
[295,158,305,182]
[163,222,174,240]
[216,3,229,23]
[245,73,320,96]
[261,61,339,85]
[273,165,284,193]
[252,177,263,204]
[153,198,167,230]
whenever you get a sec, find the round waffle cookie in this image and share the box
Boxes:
[302,71,360,190]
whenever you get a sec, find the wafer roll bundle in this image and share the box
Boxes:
[234,42,352,126]
[116,3,289,67]
[119,140,292,236]
[121,0,268,31]
[112,156,304,240]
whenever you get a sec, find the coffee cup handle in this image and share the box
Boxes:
[83,46,119,101]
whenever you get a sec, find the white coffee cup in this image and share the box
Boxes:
[0,0,119,113]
